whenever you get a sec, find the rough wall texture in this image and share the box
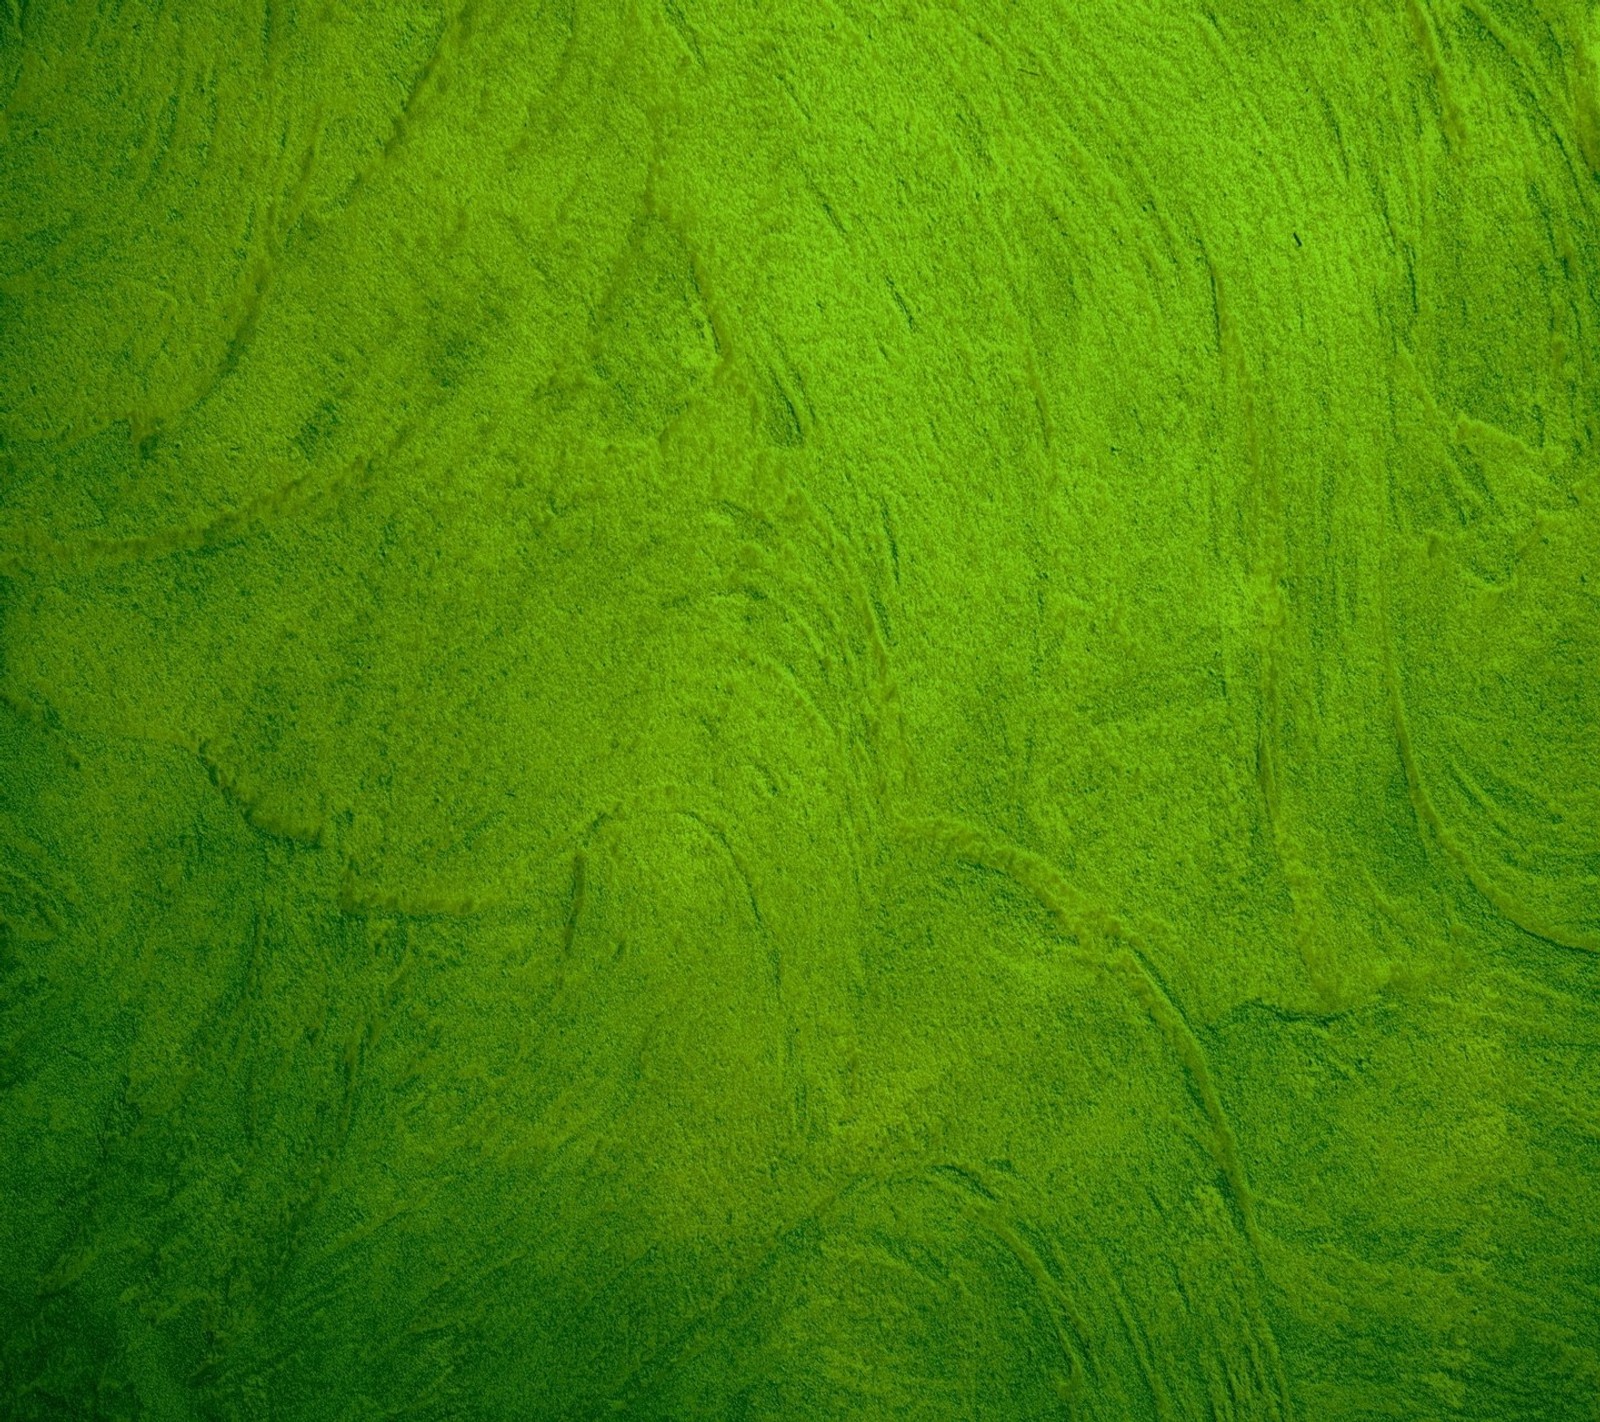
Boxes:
[2,1,1598,1417]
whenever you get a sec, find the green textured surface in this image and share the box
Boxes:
[3,0,1600,1416]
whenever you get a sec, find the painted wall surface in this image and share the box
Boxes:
[2,2,1598,1417]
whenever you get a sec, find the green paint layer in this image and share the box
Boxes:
[3,1,1599,1417]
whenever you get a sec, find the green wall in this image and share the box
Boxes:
[2,1,1598,1416]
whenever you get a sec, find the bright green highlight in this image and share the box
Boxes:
[2,1,1599,1417]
